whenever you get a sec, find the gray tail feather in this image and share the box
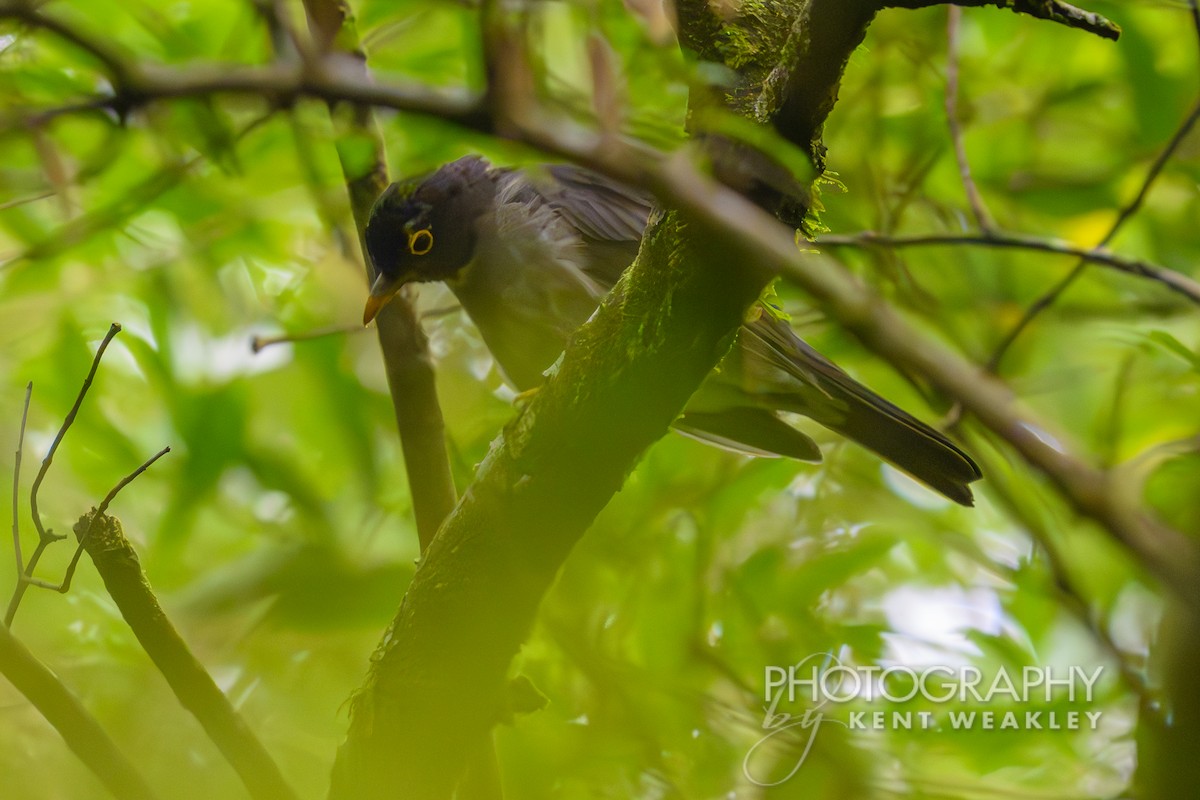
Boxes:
[783,386,981,506]
[674,409,823,462]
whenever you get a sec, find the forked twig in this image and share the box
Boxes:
[986,101,1200,371]
[5,324,167,625]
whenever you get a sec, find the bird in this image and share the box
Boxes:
[361,155,982,505]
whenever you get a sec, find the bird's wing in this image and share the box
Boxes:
[541,165,654,243]
[492,164,651,288]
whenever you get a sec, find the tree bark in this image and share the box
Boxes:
[329,2,877,797]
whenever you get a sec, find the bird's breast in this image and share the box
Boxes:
[446,212,605,390]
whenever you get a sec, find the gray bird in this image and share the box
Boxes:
[362,155,982,505]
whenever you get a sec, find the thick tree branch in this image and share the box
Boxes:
[329,160,779,800]
[0,623,159,800]
[329,2,876,797]
[73,511,299,800]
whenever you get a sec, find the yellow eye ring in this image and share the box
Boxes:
[408,229,434,255]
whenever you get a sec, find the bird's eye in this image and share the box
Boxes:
[407,228,434,255]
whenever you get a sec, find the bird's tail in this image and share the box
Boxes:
[780,374,982,506]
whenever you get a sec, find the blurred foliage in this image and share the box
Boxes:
[0,0,1197,798]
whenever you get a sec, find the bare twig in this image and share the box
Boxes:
[57,446,172,594]
[1102,104,1200,248]
[944,6,995,232]
[0,191,56,211]
[884,0,1120,40]
[818,230,1200,305]
[250,323,363,353]
[29,323,121,545]
[10,382,31,584]
[986,100,1200,370]
[6,324,121,626]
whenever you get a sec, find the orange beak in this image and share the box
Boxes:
[362,272,405,326]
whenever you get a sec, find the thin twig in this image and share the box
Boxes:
[818,230,1200,305]
[1,0,136,88]
[29,323,121,544]
[250,323,362,353]
[59,446,171,593]
[0,191,55,211]
[11,382,32,586]
[945,6,994,232]
[884,0,1120,40]
[6,324,121,627]
[1103,103,1200,246]
[986,101,1200,371]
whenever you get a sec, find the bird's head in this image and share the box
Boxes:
[362,156,493,324]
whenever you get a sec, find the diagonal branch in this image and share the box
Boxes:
[56,446,172,592]
[986,100,1200,370]
[0,623,159,800]
[883,0,1120,40]
[329,3,889,797]
[0,0,137,88]
[818,230,1200,305]
[10,382,31,583]
[73,509,299,800]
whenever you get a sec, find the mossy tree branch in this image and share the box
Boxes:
[329,2,883,797]
[0,623,159,800]
[74,511,299,800]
